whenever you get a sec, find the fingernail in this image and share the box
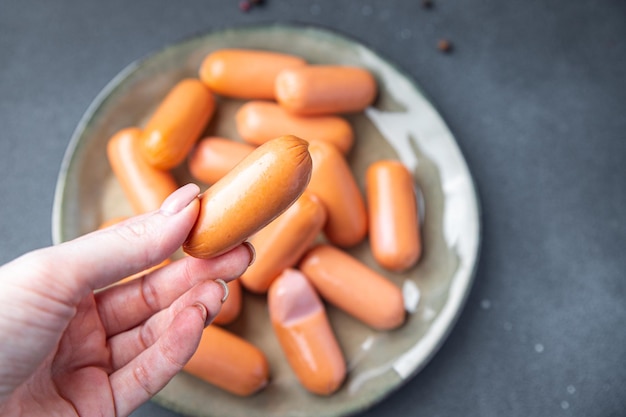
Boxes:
[193,302,208,324]
[160,184,200,215]
[243,241,256,266]
[215,279,229,303]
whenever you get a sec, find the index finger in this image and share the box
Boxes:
[28,184,201,303]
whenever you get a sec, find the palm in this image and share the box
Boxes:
[0,251,249,417]
[7,294,116,416]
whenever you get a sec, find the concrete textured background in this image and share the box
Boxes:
[1,1,625,416]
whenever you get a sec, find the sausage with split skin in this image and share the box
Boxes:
[106,127,179,215]
[268,268,346,395]
[183,135,312,259]
[299,244,406,331]
[199,49,306,100]
[141,78,216,170]
[235,101,354,154]
[366,160,422,272]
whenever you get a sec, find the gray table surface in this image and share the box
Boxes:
[1,1,625,416]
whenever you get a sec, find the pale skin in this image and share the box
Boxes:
[0,184,254,416]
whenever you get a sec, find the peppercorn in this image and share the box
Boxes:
[437,39,453,53]
[239,0,251,12]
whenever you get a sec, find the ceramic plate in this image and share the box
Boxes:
[52,24,481,417]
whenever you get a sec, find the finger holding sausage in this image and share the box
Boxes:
[199,49,306,100]
[366,160,422,272]
[299,244,406,331]
[275,65,377,116]
[106,127,179,214]
[268,268,346,395]
[306,140,367,248]
[141,78,216,170]
[188,137,255,185]
[183,325,270,396]
[183,135,312,259]
[240,191,326,294]
[97,216,172,288]
[235,100,354,154]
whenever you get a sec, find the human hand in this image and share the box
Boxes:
[0,184,254,416]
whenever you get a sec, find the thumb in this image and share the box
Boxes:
[35,183,202,298]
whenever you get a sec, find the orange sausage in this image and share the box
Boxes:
[212,279,243,325]
[235,101,354,154]
[188,137,255,185]
[240,192,326,294]
[275,65,377,115]
[268,268,346,395]
[306,140,367,247]
[183,325,270,396]
[299,244,406,331]
[141,78,216,170]
[183,135,312,259]
[199,49,306,99]
[106,127,179,214]
[366,160,421,272]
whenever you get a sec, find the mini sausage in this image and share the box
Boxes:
[183,325,270,396]
[106,127,179,214]
[212,279,243,325]
[299,244,406,330]
[306,140,367,247]
[187,137,255,185]
[199,49,306,99]
[366,160,422,272]
[240,192,326,294]
[141,78,215,170]
[268,268,346,395]
[235,101,354,154]
[183,135,312,259]
[275,65,377,116]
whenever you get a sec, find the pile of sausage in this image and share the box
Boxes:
[104,49,423,397]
